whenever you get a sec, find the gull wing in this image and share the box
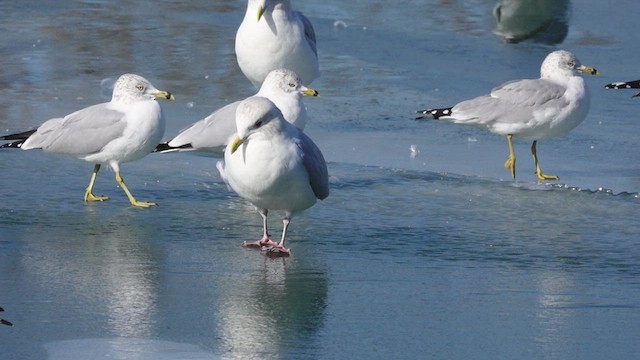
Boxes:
[22,103,127,155]
[295,131,329,200]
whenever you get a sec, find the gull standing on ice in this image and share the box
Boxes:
[235,0,319,88]
[416,50,598,181]
[155,69,318,154]
[605,79,640,97]
[216,96,328,256]
[0,74,175,207]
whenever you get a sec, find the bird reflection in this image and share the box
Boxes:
[217,257,328,357]
[533,271,575,355]
[493,0,570,44]
[18,212,159,337]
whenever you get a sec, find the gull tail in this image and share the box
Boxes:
[605,80,640,97]
[415,107,453,120]
[0,129,36,149]
[153,142,194,153]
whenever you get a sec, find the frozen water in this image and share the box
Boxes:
[1,1,640,359]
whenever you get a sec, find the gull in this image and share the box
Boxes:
[235,0,319,88]
[216,96,328,256]
[604,80,640,97]
[493,0,570,44]
[416,50,598,181]
[155,68,318,154]
[0,74,174,207]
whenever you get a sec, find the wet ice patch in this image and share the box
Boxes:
[45,338,217,360]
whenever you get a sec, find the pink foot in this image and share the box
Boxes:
[262,245,291,257]
[243,236,279,249]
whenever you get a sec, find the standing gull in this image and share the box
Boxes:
[235,0,319,88]
[155,68,318,154]
[605,80,640,97]
[0,74,174,207]
[416,50,598,181]
[216,97,328,256]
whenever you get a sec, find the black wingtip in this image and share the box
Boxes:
[153,142,173,153]
[0,129,37,141]
[604,80,640,90]
[415,107,453,120]
[153,142,193,153]
[0,140,26,149]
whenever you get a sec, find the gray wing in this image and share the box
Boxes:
[168,101,240,153]
[295,131,329,200]
[490,79,566,108]
[296,11,317,55]
[22,103,127,155]
[452,79,568,125]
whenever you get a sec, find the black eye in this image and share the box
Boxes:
[254,120,263,128]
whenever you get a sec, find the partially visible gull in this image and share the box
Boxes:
[605,79,640,97]
[235,0,319,88]
[155,68,317,154]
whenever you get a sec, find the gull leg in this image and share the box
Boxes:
[264,216,291,257]
[531,141,559,181]
[115,171,157,208]
[243,209,279,248]
[503,134,516,180]
[84,164,110,202]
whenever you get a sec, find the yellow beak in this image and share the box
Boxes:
[303,88,319,97]
[257,6,265,21]
[153,90,175,100]
[230,135,244,154]
[579,65,599,76]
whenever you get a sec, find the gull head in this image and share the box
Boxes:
[111,73,175,104]
[259,68,319,99]
[230,96,285,154]
[540,50,599,81]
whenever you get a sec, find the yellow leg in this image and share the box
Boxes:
[503,134,516,180]
[84,164,110,202]
[115,171,157,208]
[531,141,559,181]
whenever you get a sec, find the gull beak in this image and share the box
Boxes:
[578,65,599,76]
[302,87,319,97]
[230,135,245,154]
[153,90,176,100]
[257,6,265,21]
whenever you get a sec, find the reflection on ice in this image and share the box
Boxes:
[216,258,328,358]
[533,271,575,356]
[18,212,160,337]
[493,0,570,44]
[45,338,215,360]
